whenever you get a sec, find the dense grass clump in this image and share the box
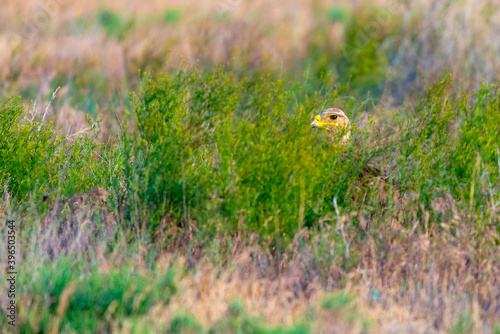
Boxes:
[1,67,499,332]
[397,77,500,204]
[0,97,112,199]
[16,258,176,333]
[2,1,500,331]
[2,69,499,246]
[120,69,500,246]
[97,8,135,40]
[120,68,372,242]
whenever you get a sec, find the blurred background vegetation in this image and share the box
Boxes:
[1,0,499,110]
[1,0,500,333]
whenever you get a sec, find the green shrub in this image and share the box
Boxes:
[164,9,183,24]
[121,67,370,242]
[397,77,500,208]
[307,6,397,98]
[0,96,113,199]
[336,7,393,95]
[210,300,310,334]
[120,68,500,246]
[0,96,62,197]
[17,258,177,333]
[97,8,135,40]
[327,6,350,24]
[449,312,474,334]
[168,314,203,334]
[321,291,354,310]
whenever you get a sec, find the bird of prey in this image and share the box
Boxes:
[310,108,351,146]
[311,108,383,178]
[311,108,399,230]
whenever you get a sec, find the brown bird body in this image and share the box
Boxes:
[311,108,398,229]
[311,108,385,179]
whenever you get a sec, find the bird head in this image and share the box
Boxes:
[311,108,351,145]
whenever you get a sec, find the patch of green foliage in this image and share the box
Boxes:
[449,312,474,334]
[164,9,183,24]
[338,7,391,95]
[16,258,177,333]
[321,291,354,310]
[120,67,369,244]
[97,8,135,40]
[397,76,500,215]
[307,6,397,98]
[50,71,128,115]
[321,291,372,330]
[0,96,112,199]
[118,68,500,248]
[2,66,500,332]
[3,68,500,247]
[168,314,203,334]
[209,301,310,334]
[327,6,351,24]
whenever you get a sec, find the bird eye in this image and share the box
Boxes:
[330,115,338,120]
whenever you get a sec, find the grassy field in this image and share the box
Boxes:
[1,0,500,333]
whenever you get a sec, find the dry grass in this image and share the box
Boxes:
[1,187,498,333]
[2,0,500,105]
[160,215,499,332]
[2,1,500,332]
[390,0,500,96]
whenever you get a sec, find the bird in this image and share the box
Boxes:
[311,107,385,179]
[310,108,351,146]
[311,108,398,230]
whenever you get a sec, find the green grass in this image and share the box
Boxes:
[1,66,499,332]
[209,301,311,334]
[327,6,351,24]
[121,68,365,242]
[14,258,176,333]
[0,97,113,199]
[118,69,500,245]
[2,68,500,242]
[97,8,135,40]
[1,2,499,332]
[163,9,183,24]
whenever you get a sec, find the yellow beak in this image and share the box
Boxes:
[311,115,322,128]
[311,114,337,128]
